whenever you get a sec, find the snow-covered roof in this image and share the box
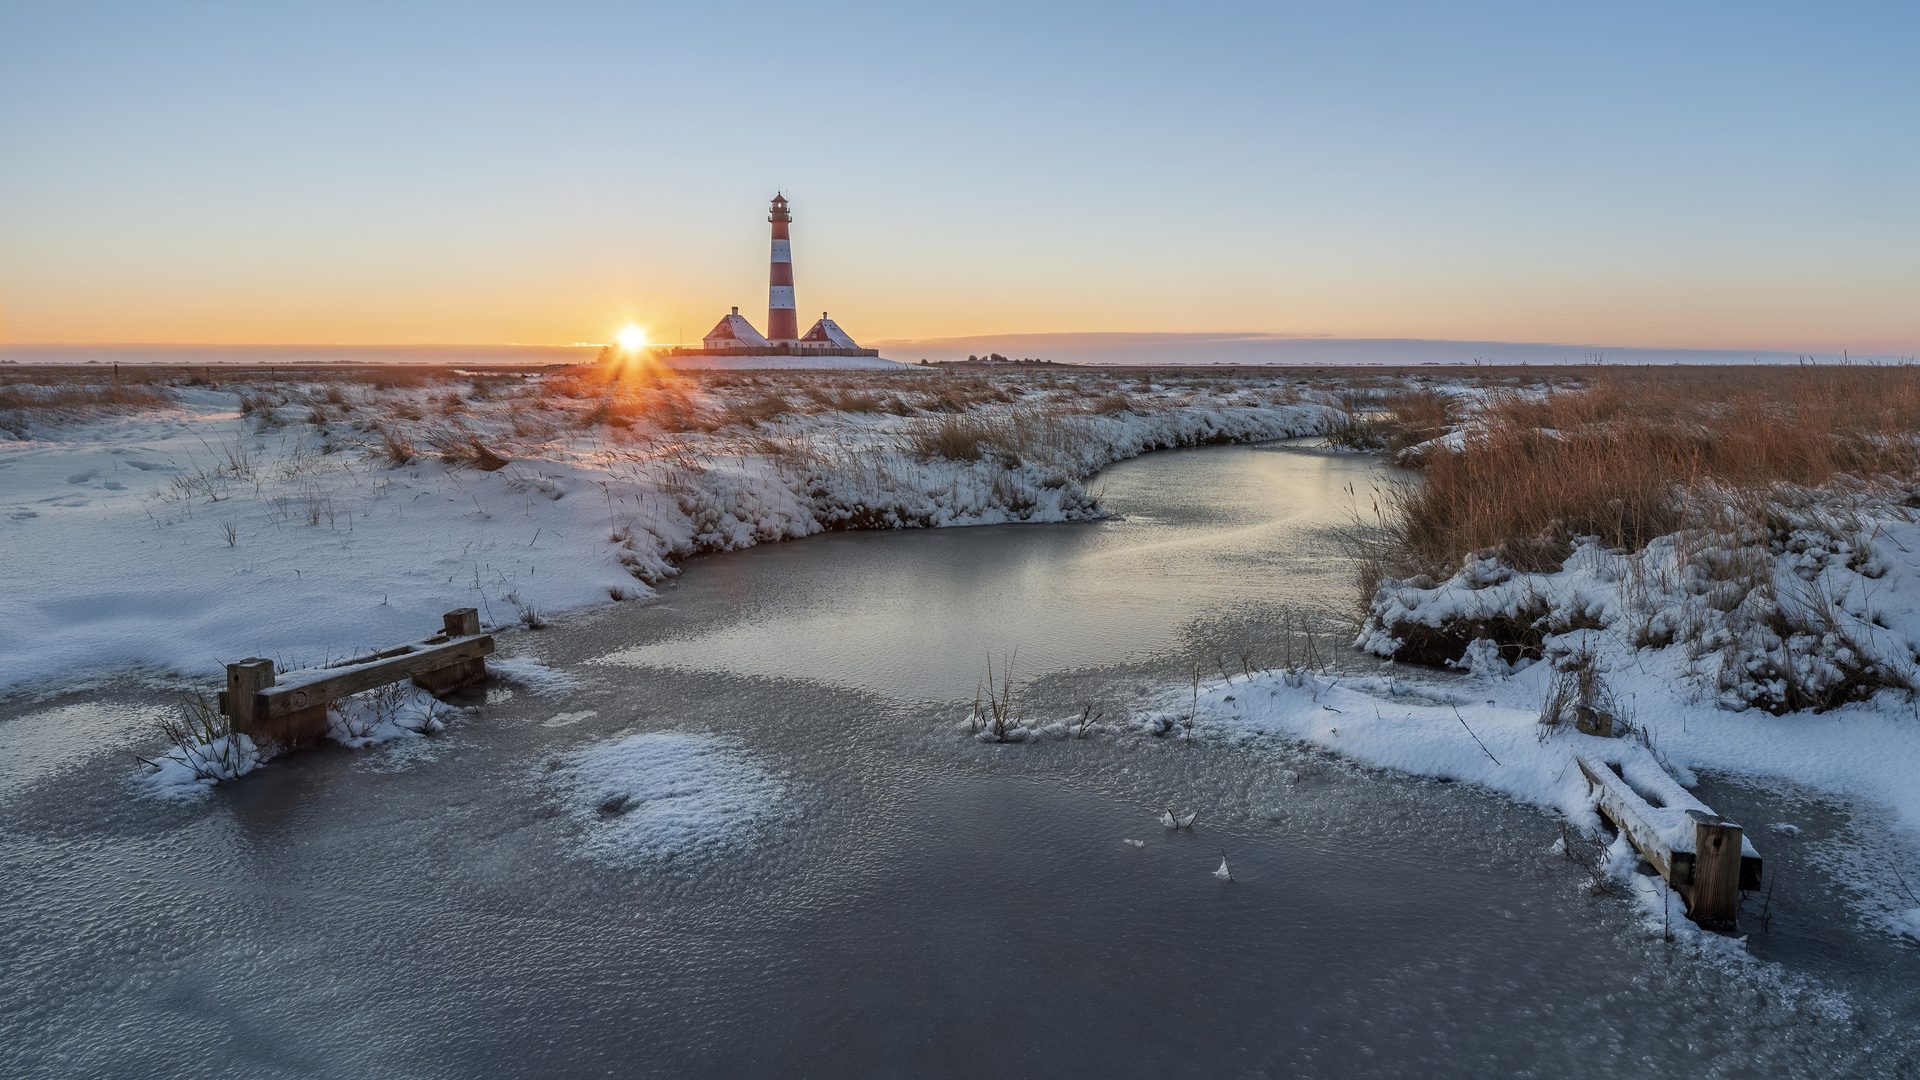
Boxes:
[799,315,859,349]
[704,311,770,348]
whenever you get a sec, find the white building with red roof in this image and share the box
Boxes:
[702,307,772,351]
[798,313,861,350]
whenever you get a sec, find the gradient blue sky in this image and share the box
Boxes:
[1,1,1914,351]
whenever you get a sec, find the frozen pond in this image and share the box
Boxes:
[3,441,1916,1077]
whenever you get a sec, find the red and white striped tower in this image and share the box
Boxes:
[767,193,798,341]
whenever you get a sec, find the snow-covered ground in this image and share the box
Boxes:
[0,368,1338,695]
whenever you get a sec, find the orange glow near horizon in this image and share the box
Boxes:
[3,276,1913,356]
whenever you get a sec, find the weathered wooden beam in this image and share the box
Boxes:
[415,608,487,694]
[257,634,493,719]
[221,611,493,748]
[1575,751,1761,929]
[1577,753,1684,882]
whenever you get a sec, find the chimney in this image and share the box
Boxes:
[731,306,739,316]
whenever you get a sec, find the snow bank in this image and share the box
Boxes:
[1186,662,1920,940]
[1359,513,1920,714]
[549,731,786,867]
[0,376,1341,695]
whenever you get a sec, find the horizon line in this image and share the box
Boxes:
[3,333,1917,356]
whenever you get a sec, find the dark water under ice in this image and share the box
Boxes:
[3,441,1917,1078]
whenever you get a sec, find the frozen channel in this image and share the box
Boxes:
[2,441,1916,1077]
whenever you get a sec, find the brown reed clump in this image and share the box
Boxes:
[375,424,417,466]
[1328,387,1457,452]
[720,393,791,427]
[1371,365,1920,581]
[424,424,510,471]
[904,413,990,461]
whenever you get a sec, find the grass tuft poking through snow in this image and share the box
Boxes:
[326,683,453,747]
[137,691,266,797]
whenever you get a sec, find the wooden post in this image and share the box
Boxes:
[443,608,480,637]
[225,659,275,736]
[1573,704,1613,738]
[227,657,328,744]
[413,608,488,696]
[1687,810,1744,930]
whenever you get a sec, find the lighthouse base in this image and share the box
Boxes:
[657,350,910,371]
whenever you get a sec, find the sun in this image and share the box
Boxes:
[616,325,648,351]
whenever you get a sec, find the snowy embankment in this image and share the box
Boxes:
[1189,663,1920,943]
[0,374,1339,695]
[1166,501,1920,942]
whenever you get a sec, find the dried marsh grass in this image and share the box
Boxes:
[424,424,510,471]
[901,407,1092,467]
[1328,387,1458,452]
[0,382,174,434]
[1368,366,1920,581]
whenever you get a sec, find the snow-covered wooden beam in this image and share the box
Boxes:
[1576,751,1761,930]
[221,609,493,744]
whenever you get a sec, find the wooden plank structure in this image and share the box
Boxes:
[1576,751,1762,930]
[220,609,494,744]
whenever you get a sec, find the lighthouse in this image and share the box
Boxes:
[767,193,798,341]
[676,195,883,363]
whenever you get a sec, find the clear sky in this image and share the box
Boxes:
[1,1,1914,352]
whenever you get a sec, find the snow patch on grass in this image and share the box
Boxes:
[326,683,459,747]
[550,731,785,867]
[139,731,266,799]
